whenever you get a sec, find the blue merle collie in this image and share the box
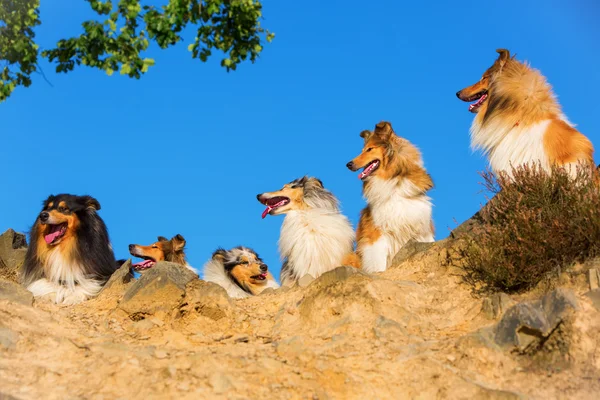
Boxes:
[203,247,279,298]
[20,194,118,305]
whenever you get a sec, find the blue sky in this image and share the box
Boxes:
[2,0,599,280]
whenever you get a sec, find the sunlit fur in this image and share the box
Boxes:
[457,49,595,177]
[348,122,435,273]
[129,234,196,273]
[257,177,357,286]
[21,194,117,305]
[203,247,279,298]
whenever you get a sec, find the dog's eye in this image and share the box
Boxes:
[151,245,158,249]
[58,206,67,212]
[366,147,373,152]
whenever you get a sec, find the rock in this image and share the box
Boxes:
[0,392,21,400]
[0,280,33,306]
[0,323,19,350]
[119,262,197,317]
[0,229,28,283]
[97,259,134,299]
[588,268,600,290]
[178,280,234,321]
[449,211,484,240]
[391,239,436,266]
[311,266,370,288]
[209,371,233,394]
[297,274,315,287]
[482,293,515,320]
[494,288,578,350]
[584,289,600,311]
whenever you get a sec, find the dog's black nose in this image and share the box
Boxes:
[256,194,263,201]
[346,161,354,170]
[260,264,268,273]
[39,211,49,223]
[128,244,135,251]
[455,91,462,99]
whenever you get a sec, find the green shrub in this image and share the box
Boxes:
[464,163,600,293]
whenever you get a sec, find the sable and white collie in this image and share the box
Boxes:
[128,234,196,274]
[257,176,358,287]
[203,246,279,298]
[20,194,118,305]
[347,121,435,273]
[456,48,595,177]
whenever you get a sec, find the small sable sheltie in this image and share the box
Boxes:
[20,194,118,305]
[257,176,358,286]
[203,246,279,298]
[128,234,196,274]
[456,48,595,176]
[347,121,435,273]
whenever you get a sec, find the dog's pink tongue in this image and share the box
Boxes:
[44,231,62,244]
[262,206,272,219]
[133,260,154,269]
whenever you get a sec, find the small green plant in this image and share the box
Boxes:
[464,163,600,293]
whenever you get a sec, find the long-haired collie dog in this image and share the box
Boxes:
[128,234,196,274]
[346,121,435,273]
[20,194,118,305]
[203,247,279,298]
[257,176,357,287]
[456,48,595,177]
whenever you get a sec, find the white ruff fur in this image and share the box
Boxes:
[471,119,553,176]
[279,209,355,284]
[203,259,279,299]
[361,177,434,273]
[27,248,103,305]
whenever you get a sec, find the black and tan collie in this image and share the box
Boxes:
[20,194,117,305]
[203,247,279,298]
[128,234,196,273]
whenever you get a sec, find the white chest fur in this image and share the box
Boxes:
[361,177,434,272]
[27,248,103,305]
[279,210,355,279]
[471,119,551,175]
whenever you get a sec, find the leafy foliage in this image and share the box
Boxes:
[464,163,600,293]
[0,0,274,102]
[0,0,41,101]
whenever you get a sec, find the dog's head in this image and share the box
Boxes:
[257,176,338,218]
[128,234,186,271]
[346,121,423,181]
[212,247,270,294]
[37,194,101,246]
[456,49,512,113]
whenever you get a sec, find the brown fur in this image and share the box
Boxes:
[348,121,435,270]
[130,235,187,265]
[457,49,595,172]
[350,121,434,193]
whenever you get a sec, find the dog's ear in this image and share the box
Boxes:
[212,248,227,262]
[79,195,101,211]
[359,129,372,144]
[374,121,394,140]
[172,234,186,251]
[496,49,510,66]
[306,177,324,189]
[157,236,168,242]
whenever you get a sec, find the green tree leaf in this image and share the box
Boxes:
[0,0,275,103]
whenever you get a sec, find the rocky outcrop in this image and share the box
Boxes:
[0,228,598,399]
[0,280,33,306]
[0,229,27,283]
[119,261,197,318]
